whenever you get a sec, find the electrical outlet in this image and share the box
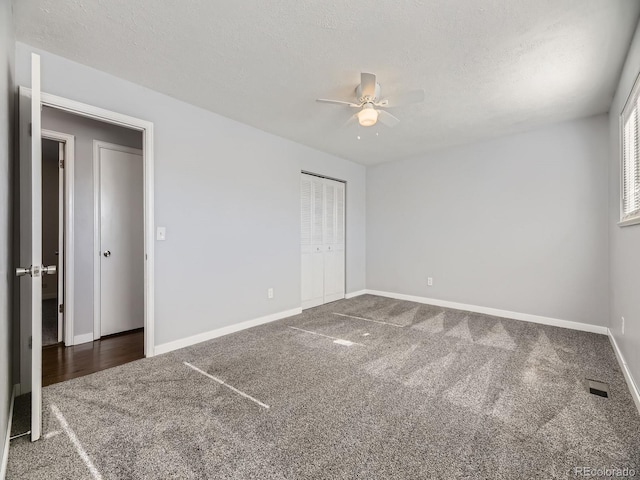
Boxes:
[268,288,274,299]
[622,316,625,335]
[427,277,433,286]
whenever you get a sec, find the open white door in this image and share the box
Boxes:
[17,53,51,441]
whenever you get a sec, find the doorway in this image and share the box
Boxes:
[40,129,75,350]
[41,138,62,346]
[38,108,146,388]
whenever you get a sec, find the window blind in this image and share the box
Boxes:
[621,75,640,222]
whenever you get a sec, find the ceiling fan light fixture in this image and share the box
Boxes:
[357,105,378,127]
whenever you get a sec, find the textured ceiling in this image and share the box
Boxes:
[14,0,640,165]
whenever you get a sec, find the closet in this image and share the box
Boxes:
[301,173,345,309]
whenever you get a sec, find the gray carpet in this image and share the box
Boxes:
[7,295,640,479]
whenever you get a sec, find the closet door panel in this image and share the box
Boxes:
[302,252,324,309]
[300,175,312,255]
[323,249,345,303]
[302,174,325,309]
[311,177,324,250]
[324,179,345,303]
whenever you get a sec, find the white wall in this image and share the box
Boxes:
[15,42,366,347]
[0,0,14,470]
[41,108,142,337]
[367,115,610,327]
[608,21,640,393]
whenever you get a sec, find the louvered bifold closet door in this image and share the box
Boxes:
[323,179,346,303]
[301,174,326,309]
[301,173,346,309]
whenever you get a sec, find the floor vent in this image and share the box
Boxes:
[587,379,610,398]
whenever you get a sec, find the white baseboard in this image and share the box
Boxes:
[345,290,367,299]
[73,333,94,345]
[155,307,303,356]
[1,385,17,480]
[608,329,640,415]
[365,289,608,335]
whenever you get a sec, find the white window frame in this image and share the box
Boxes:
[619,72,640,227]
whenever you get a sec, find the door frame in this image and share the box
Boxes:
[24,89,156,357]
[41,129,75,346]
[93,140,144,340]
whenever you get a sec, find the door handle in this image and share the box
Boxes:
[15,266,32,277]
[42,265,56,275]
[16,265,56,277]
[103,250,111,258]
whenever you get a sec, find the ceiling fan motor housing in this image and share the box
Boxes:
[356,82,381,103]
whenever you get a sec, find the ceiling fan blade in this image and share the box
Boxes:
[377,109,400,127]
[360,72,377,98]
[316,98,360,107]
[379,89,425,108]
[343,114,358,127]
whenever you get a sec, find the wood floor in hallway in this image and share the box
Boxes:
[42,328,144,387]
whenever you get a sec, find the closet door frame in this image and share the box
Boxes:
[301,171,347,308]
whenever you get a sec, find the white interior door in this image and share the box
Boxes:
[17,53,47,441]
[95,142,144,337]
[300,173,345,309]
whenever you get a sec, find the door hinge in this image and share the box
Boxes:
[59,159,64,168]
[59,304,64,313]
[28,123,32,136]
[28,336,32,349]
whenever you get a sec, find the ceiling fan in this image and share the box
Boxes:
[316,72,424,128]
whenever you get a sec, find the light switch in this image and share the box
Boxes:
[156,227,166,241]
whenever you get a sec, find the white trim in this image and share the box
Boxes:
[345,290,366,299]
[26,88,156,357]
[155,308,302,355]
[57,141,64,343]
[73,333,94,346]
[41,129,75,347]
[618,216,640,227]
[92,142,99,339]
[608,329,640,414]
[619,71,640,225]
[364,290,609,335]
[92,141,143,342]
[0,385,17,480]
